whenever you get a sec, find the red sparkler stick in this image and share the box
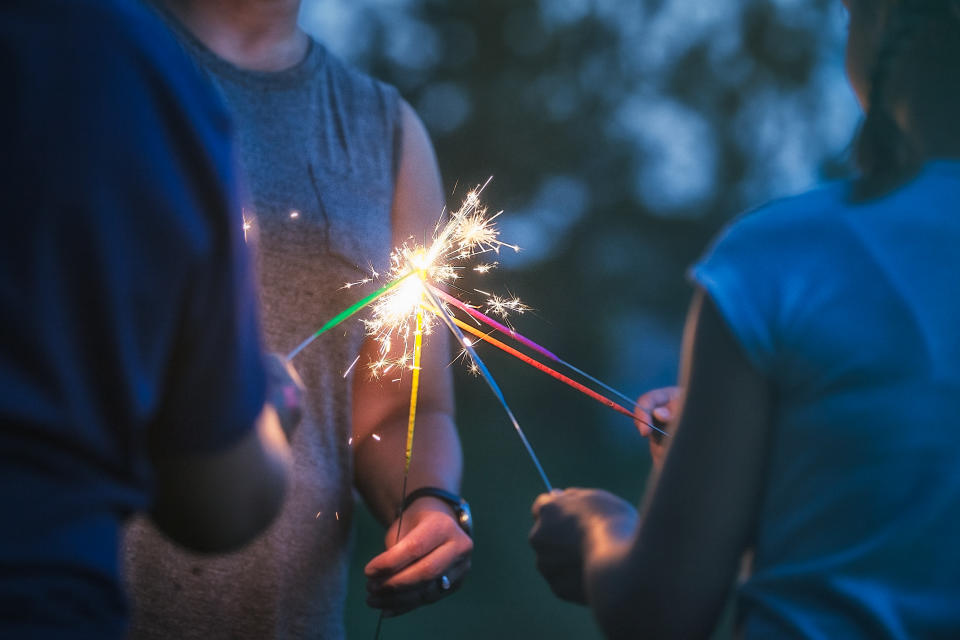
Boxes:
[428,285,669,439]
[429,285,559,360]
[437,309,637,421]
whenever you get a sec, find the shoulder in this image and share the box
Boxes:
[11,1,179,74]
[7,0,229,133]
[690,181,855,371]
[313,40,400,116]
[4,1,238,256]
[725,181,851,246]
[701,180,854,268]
[309,39,408,185]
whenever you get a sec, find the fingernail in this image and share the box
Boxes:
[653,407,671,421]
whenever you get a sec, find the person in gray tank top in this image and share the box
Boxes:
[123,1,473,638]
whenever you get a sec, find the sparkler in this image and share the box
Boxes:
[404,307,424,476]
[422,284,552,491]
[290,180,662,490]
[427,285,669,438]
[373,306,426,640]
[423,304,668,438]
[285,271,416,362]
[286,181,673,640]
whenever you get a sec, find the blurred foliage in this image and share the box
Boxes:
[299,0,861,637]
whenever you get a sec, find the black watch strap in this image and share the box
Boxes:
[402,487,473,537]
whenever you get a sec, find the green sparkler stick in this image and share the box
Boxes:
[286,271,415,362]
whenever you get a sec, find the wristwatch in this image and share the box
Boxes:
[402,487,473,538]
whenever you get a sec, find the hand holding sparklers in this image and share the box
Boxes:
[634,386,681,471]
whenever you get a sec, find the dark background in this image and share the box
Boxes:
[298,1,860,637]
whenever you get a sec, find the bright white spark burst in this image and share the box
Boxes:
[353,180,526,378]
[476,289,531,319]
[242,216,253,243]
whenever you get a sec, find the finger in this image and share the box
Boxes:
[649,406,670,444]
[535,559,585,604]
[370,555,469,599]
[531,490,563,518]
[634,391,667,436]
[634,415,651,437]
[635,387,670,412]
[652,405,672,424]
[528,518,573,555]
[636,386,680,414]
[369,537,467,593]
[364,518,451,577]
[528,519,544,549]
[368,557,469,615]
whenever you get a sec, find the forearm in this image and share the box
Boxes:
[580,514,645,638]
[354,409,462,527]
[585,523,706,639]
[639,464,662,517]
[151,407,291,552]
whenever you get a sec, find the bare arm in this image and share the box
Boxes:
[353,100,471,616]
[150,355,303,553]
[532,288,771,638]
[592,289,771,637]
[150,407,291,553]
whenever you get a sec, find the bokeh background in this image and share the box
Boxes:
[298,0,861,637]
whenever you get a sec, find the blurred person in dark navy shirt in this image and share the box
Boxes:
[0,0,304,637]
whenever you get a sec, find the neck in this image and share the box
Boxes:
[163,0,308,72]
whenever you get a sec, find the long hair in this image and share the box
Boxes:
[853,0,960,200]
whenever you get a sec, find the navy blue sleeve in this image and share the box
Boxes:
[0,0,266,461]
[118,9,270,456]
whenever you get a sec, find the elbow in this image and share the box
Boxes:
[589,570,650,640]
[589,562,719,639]
[151,462,288,554]
[149,415,292,553]
[594,592,701,640]
[152,479,287,554]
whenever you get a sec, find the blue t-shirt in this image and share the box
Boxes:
[692,162,960,638]
[0,1,266,636]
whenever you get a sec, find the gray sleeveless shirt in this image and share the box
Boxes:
[123,14,398,640]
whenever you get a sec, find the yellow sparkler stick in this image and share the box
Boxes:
[375,285,426,640]
[404,306,424,473]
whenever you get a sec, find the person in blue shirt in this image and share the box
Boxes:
[0,1,303,637]
[530,0,960,637]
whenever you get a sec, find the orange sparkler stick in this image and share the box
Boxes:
[428,305,636,421]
